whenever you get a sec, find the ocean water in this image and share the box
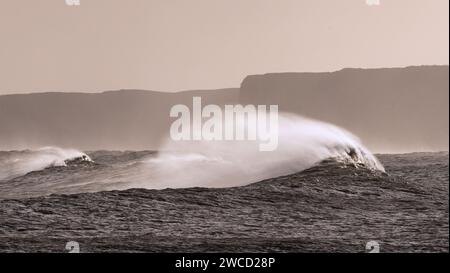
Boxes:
[0,150,447,252]
[0,115,447,252]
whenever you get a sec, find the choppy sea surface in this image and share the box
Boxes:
[0,150,447,253]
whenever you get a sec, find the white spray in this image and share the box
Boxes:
[0,147,91,181]
[134,113,384,189]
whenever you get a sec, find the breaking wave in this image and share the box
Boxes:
[135,113,384,189]
[0,113,384,198]
[0,147,92,181]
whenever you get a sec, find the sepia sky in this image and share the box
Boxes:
[0,0,448,94]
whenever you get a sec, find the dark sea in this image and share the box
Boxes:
[0,150,448,253]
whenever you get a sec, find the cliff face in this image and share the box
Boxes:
[0,89,239,150]
[0,66,448,152]
[240,66,449,152]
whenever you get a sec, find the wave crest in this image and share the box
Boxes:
[0,147,92,181]
[135,113,384,189]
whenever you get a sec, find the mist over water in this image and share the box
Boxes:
[136,113,384,189]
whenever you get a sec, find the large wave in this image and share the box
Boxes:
[0,114,384,197]
[0,147,92,181]
[133,113,384,189]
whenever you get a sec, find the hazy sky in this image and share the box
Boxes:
[0,0,448,94]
